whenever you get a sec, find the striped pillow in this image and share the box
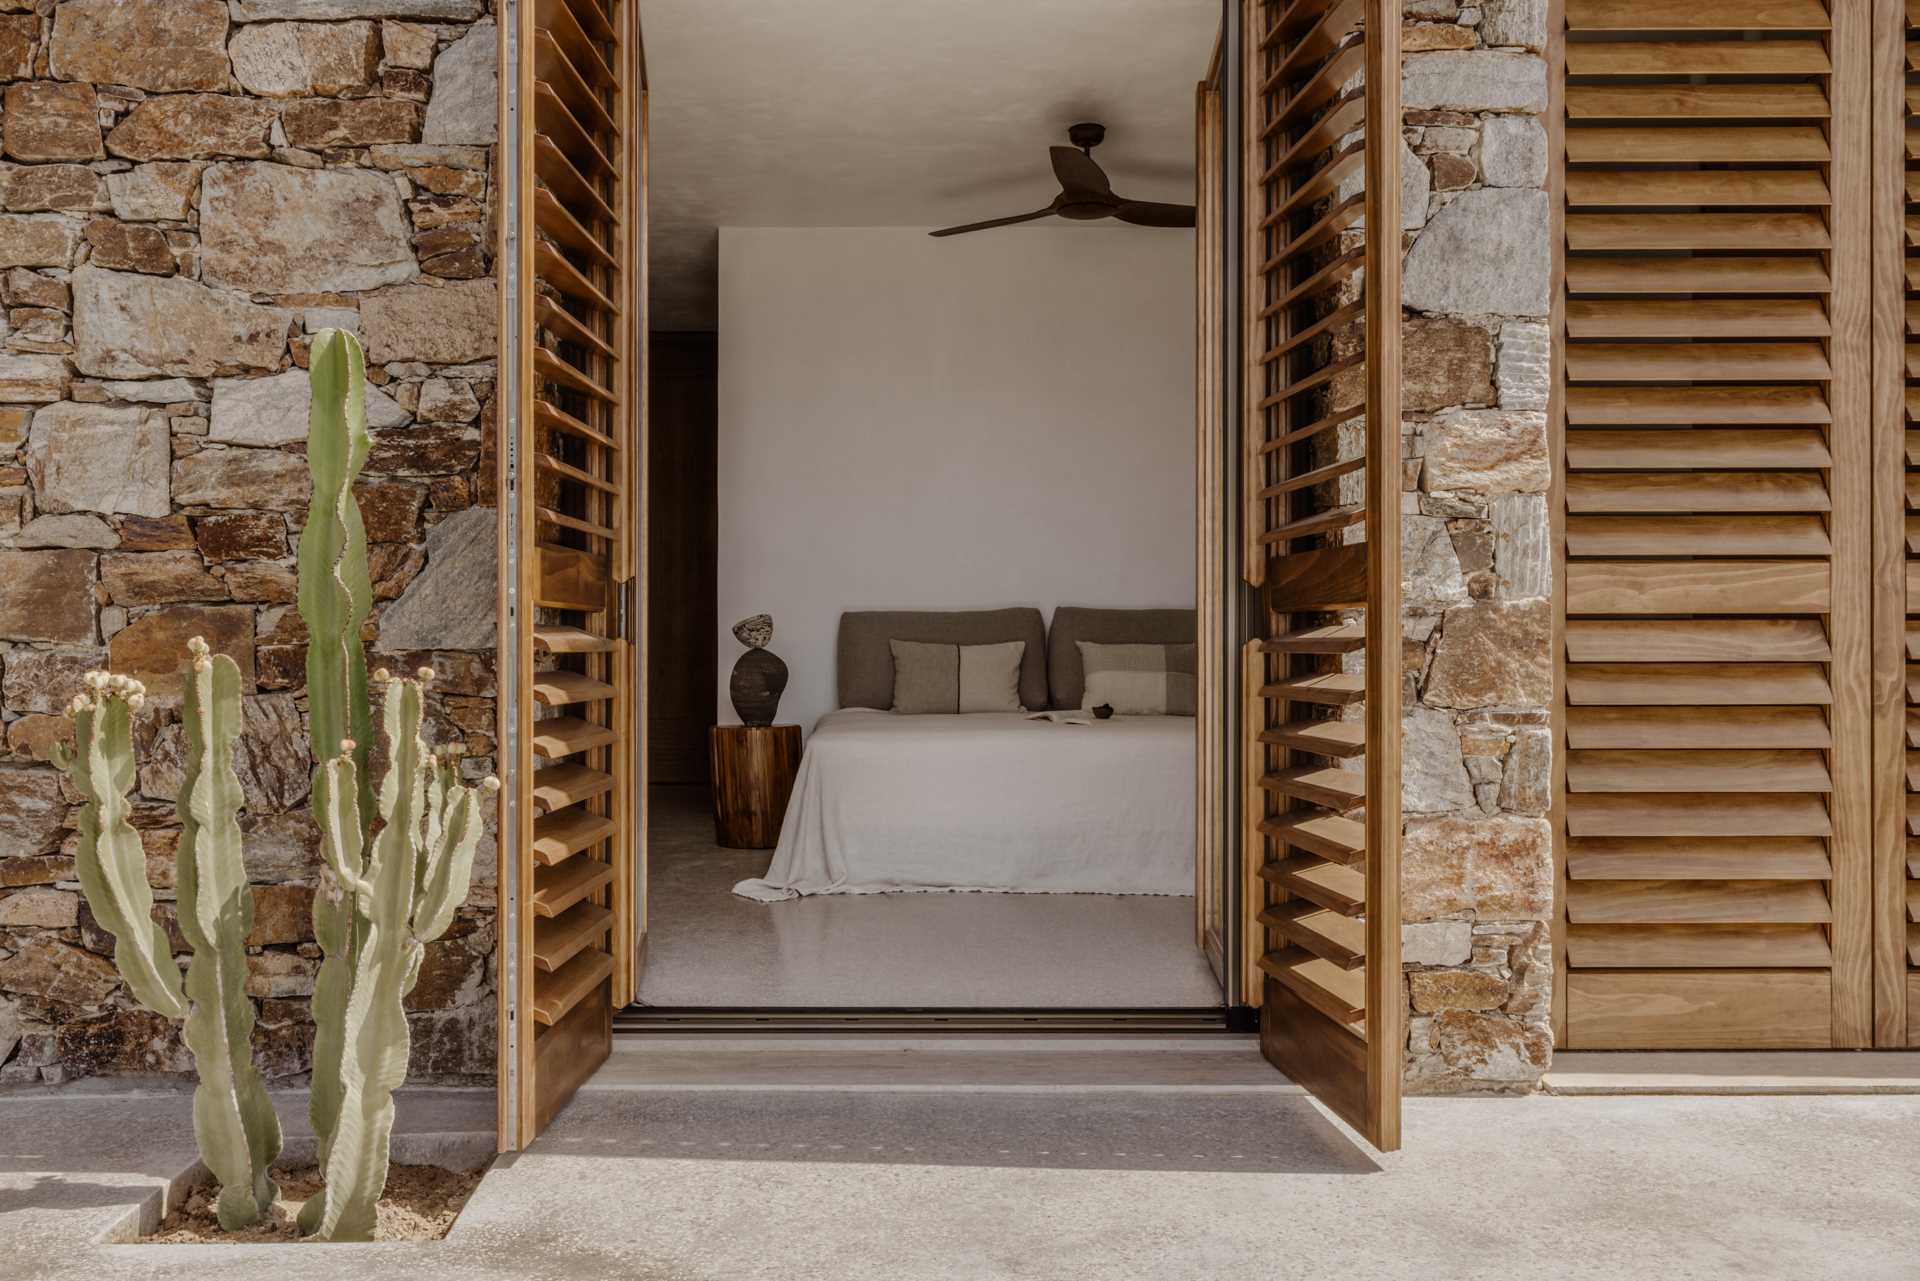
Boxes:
[1076,640,1197,716]
[889,639,1027,714]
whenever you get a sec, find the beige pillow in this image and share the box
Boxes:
[1078,641,1197,715]
[890,639,1026,713]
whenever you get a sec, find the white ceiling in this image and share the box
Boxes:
[641,0,1222,329]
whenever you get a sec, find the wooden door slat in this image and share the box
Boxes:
[1568,880,1834,924]
[1567,705,1833,749]
[1564,0,1832,27]
[1259,948,1366,1025]
[1261,718,1368,757]
[532,900,614,972]
[1263,905,1367,969]
[531,808,616,866]
[1565,83,1829,118]
[1260,809,1367,864]
[1564,515,1830,557]
[1566,663,1833,706]
[1260,765,1367,812]
[530,761,615,814]
[1566,792,1833,838]
[1565,925,1834,968]
[1261,671,1366,706]
[1564,428,1831,470]
[1566,298,1831,339]
[531,714,617,759]
[531,852,615,919]
[1563,618,1832,663]
[1262,855,1367,916]
[532,670,617,705]
[1566,748,1832,793]
[1565,169,1832,207]
[1259,621,1366,654]
[1568,836,1833,880]
[531,947,614,1026]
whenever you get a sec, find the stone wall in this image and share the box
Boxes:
[0,0,500,1085]
[1394,0,1555,1091]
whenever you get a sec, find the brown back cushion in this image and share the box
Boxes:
[838,609,1048,711]
[1047,607,1196,710]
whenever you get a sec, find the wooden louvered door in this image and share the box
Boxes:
[498,0,643,1147]
[1240,0,1401,1149]
[1872,0,1920,1046]
[1556,0,1874,1048]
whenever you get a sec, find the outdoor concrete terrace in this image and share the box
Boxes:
[4,1037,1919,1280]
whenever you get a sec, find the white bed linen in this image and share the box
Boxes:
[733,709,1195,901]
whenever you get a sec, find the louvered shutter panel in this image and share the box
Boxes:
[501,0,641,1146]
[1241,0,1401,1150]
[1557,0,1873,1048]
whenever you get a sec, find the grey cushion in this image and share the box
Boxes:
[839,608,1048,711]
[1078,640,1197,715]
[1048,607,1197,710]
[889,639,1026,714]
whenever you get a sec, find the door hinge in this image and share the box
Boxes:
[617,580,631,640]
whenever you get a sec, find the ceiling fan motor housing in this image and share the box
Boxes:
[1067,121,1106,151]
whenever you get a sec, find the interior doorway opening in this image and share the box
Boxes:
[634,0,1230,1017]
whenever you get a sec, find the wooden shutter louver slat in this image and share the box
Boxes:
[1242,0,1399,1148]
[1557,0,1876,1048]
[504,0,640,1145]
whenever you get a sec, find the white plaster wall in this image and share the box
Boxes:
[716,225,1195,733]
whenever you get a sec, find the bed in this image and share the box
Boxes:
[732,607,1196,901]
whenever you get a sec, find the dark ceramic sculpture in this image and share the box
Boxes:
[1092,703,1115,720]
[729,613,788,725]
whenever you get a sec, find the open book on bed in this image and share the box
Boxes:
[1025,709,1093,725]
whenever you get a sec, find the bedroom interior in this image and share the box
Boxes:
[634,0,1225,1011]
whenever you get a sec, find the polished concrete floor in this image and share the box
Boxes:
[637,786,1223,1008]
[10,1040,1920,1280]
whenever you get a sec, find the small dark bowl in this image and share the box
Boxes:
[1092,704,1115,720]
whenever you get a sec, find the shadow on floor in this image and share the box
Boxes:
[532,1088,1380,1175]
[0,1174,163,1216]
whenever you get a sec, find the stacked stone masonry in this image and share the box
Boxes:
[0,0,500,1085]
[1394,0,1554,1091]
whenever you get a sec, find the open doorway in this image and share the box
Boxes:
[635,0,1226,1013]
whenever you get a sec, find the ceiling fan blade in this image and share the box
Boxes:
[928,208,1056,238]
[1050,145,1113,197]
[1113,200,1197,228]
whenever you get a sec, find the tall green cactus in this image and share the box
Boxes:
[57,675,185,1022]
[303,669,494,1241]
[294,329,497,1241]
[175,639,284,1229]
[298,327,376,1219]
[56,651,284,1230]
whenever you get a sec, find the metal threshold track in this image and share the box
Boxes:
[615,1006,1240,1034]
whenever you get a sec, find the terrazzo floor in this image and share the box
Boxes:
[635,786,1224,1008]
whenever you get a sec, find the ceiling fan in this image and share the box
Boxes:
[929,122,1196,238]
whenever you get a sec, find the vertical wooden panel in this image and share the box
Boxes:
[1555,0,1874,1048]
[1196,39,1228,975]
[1871,0,1917,1045]
[1241,0,1401,1151]
[500,0,640,1147]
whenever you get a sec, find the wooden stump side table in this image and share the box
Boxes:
[709,724,802,849]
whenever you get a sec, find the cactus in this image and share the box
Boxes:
[292,329,497,1241]
[55,651,284,1230]
[297,327,377,1206]
[175,640,285,1229]
[303,669,495,1241]
[52,326,493,1241]
[57,675,185,1022]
